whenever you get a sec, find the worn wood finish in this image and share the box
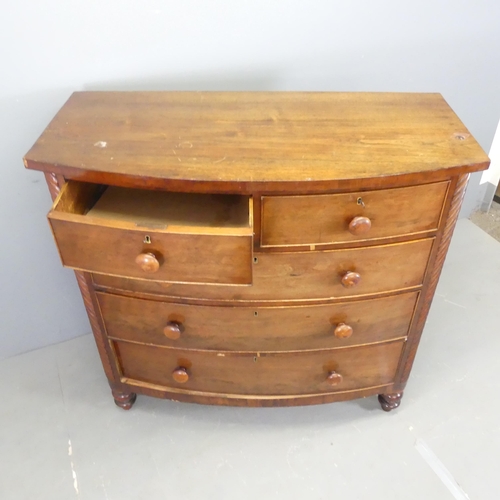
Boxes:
[25,92,489,193]
[43,173,121,385]
[261,182,448,247]
[48,181,254,285]
[89,185,251,228]
[93,238,432,302]
[378,392,403,412]
[120,379,396,407]
[395,173,471,389]
[111,388,137,410]
[50,219,253,285]
[97,291,418,351]
[114,340,404,396]
[27,92,490,411]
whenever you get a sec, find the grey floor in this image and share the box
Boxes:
[470,201,500,242]
[2,219,500,500]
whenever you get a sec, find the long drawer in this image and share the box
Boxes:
[98,291,418,351]
[114,340,405,396]
[94,238,433,301]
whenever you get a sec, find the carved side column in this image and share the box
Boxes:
[397,173,470,387]
[44,173,136,409]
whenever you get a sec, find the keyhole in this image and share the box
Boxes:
[144,235,151,244]
[357,197,365,208]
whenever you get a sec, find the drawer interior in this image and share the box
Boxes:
[51,180,253,233]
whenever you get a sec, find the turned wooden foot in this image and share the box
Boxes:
[378,392,403,412]
[112,389,137,410]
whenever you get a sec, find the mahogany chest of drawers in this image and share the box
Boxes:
[24,92,489,411]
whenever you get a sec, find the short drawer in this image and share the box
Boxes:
[48,181,253,285]
[98,292,418,351]
[114,340,404,396]
[94,238,433,301]
[261,182,449,247]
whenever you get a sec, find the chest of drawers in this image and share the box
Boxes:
[24,92,489,411]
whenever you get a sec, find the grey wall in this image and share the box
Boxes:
[1,0,499,360]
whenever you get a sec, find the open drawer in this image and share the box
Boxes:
[48,181,254,285]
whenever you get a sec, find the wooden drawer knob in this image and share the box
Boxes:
[348,216,372,235]
[163,321,185,340]
[135,252,160,273]
[334,323,353,339]
[341,271,361,288]
[326,371,343,386]
[172,367,189,383]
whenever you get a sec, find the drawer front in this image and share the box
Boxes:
[115,340,404,396]
[261,182,448,247]
[48,181,253,285]
[94,238,433,301]
[99,292,418,351]
[50,220,253,285]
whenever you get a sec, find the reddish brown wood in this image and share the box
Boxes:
[261,182,448,247]
[25,92,489,193]
[114,340,404,395]
[135,252,160,273]
[120,379,396,406]
[172,367,190,384]
[97,291,418,351]
[396,174,471,388]
[74,271,118,382]
[326,371,343,386]
[44,172,61,201]
[341,271,361,288]
[348,216,372,236]
[378,392,403,411]
[28,93,489,412]
[163,321,185,340]
[333,323,353,339]
[111,388,137,410]
[44,172,120,385]
[93,239,433,302]
[48,180,254,286]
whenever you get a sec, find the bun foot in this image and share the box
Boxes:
[378,392,403,412]
[112,389,137,410]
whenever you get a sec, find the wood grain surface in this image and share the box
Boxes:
[27,92,490,410]
[48,181,253,285]
[114,339,404,396]
[97,291,418,351]
[261,182,448,247]
[25,92,489,193]
[93,238,433,301]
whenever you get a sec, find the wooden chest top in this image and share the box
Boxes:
[24,92,489,192]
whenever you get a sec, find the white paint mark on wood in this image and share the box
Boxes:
[94,141,107,148]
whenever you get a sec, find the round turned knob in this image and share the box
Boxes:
[163,321,185,340]
[326,371,343,386]
[341,271,361,288]
[348,216,372,236]
[135,252,160,273]
[334,323,353,339]
[172,367,189,383]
